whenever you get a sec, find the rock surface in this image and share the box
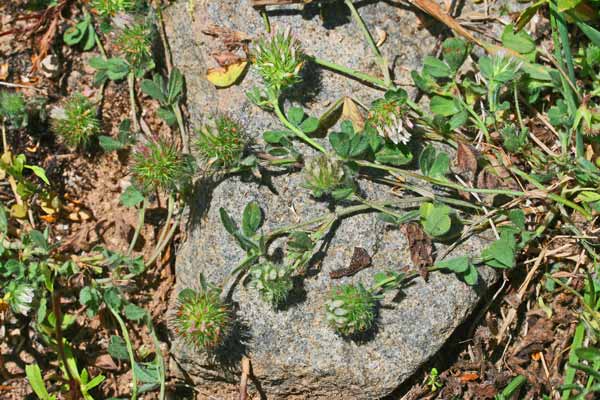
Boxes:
[163,0,514,398]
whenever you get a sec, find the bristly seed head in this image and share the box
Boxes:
[171,286,231,352]
[195,115,248,170]
[252,29,304,92]
[131,137,191,193]
[325,283,376,337]
[250,262,294,308]
[302,154,346,198]
[50,93,100,148]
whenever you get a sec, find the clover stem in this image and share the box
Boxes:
[509,166,591,219]
[343,0,392,87]
[105,302,138,400]
[308,55,388,89]
[272,98,326,153]
[355,160,525,197]
[127,197,148,256]
[352,194,422,220]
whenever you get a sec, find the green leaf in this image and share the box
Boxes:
[108,336,129,361]
[482,232,516,269]
[263,130,290,144]
[287,232,313,252]
[462,264,479,286]
[157,107,176,126]
[576,21,600,47]
[24,165,49,185]
[348,134,370,158]
[375,143,413,166]
[575,347,600,362]
[99,135,126,152]
[167,68,184,104]
[0,205,7,234]
[242,201,262,237]
[516,1,546,31]
[329,131,351,158]
[287,107,305,126]
[423,56,453,78]
[134,361,161,383]
[419,146,449,178]
[124,303,147,321]
[89,56,108,70]
[219,207,238,235]
[332,187,354,200]
[442,38,469,72]
[501,24,536,55]
[141,79,166,104]
[299,117,319,133]
[420,202,452,237]
[508,209,526,230]
[26,364,55,400]
[435,256,470,273]
[103,287,123,311]
[79,286,102,317]
[105,58,129,81]
[557,0,582,12]
[120,186,144,207]
[430,96,461,116]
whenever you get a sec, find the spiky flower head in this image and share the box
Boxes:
[303,154,345,198]
[172,285,231,352]
[252,29,304,92]
[196,115,247,169]
[366,89,413,145]
[131,138,190,193]
[8,284,35,315]
[0,91,28,128]
[50,93,99,147]
[115,21,155,75]
[250,262,294,308]
[90,0,133,17]
[325,283,376,336]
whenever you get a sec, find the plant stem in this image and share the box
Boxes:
[128,198,148,256]
[146,211,182,267]
[343,0,391,87]
[272,98,326,153]
[52,290,80,400]
[145,315,166,400]
[155,194,175,251]
[308,56,388,89]
[173,104,188,152]
[356,160,525,197]
[509,167,592,219]
[106,303,138,400]
[128,73,140,133]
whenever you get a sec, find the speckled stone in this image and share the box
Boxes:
[163,0,518,397]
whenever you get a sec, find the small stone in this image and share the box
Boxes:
[40,54,61,78]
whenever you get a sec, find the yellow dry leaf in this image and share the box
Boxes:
[0,63,8,80]
[206,61,248,88]
[342,97,365,131]
[10,203,28,219]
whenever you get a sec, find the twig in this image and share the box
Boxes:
[239,357,250,400]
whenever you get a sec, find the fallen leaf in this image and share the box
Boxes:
[375,27,387,47]
[94,354,119,371]
[342,97,365,132]
[212,51,244,67]
[401,222,433,280]
[459,372,479,383]
[330,247,372,279]
[10,203,28,219]
[0,63,8,80]
[206,61,248,88]
[455,142,478,180]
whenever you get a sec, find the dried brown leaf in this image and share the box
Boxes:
[401,222,433,280]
